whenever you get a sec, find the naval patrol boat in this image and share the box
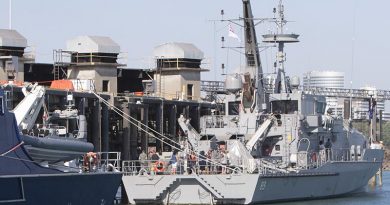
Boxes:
[0,87,122,205]
[119,0,384,204]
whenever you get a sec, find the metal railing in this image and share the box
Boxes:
[97,152,121,172]
[297,148,364,169]
[82,152,121,173]
[122,159,238,176]
[257,148,365,173]
[201,115,242,129]
[200,81,225,93]
[118,147,366,176]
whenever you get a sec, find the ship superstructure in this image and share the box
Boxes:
[119,1,384,204]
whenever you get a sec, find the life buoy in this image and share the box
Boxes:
[155,161,165,172]
[83,152,98,171]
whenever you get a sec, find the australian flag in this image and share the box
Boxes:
[368,99,376,119]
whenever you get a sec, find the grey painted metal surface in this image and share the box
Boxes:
[121,0,385,204]
[67,35,120,54]
[153,42,204,60]
[122,149,383,204]
[0,29,27,48]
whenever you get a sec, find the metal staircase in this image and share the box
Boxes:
[155,178,179,200]
[196,175,224,199]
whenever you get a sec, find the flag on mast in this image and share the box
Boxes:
[228,24,241,42]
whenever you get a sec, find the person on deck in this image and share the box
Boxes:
[220,150,228,174]
[199,150,207,174]
[169,150,178,174]
[138,150,148,174]
[150,150,160,175]
[325,139,332,161]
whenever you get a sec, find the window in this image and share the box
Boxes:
[228,101,240,115]
[316,102,326,114]
[187,84,193,100]
[271,100,298,114]
[275,145,280,151]
[0,96,4,115]
[102,80,109,92]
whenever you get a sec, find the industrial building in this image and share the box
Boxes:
[303,70,389,121]
[0,29,214,163]
[303,70,345,117]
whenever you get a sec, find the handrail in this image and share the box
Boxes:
[96,152,121,172]
[122,159,241,176]
[121,147,367,176]
[297,138,310,152]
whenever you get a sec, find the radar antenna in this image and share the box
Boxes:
[262,0,299,93]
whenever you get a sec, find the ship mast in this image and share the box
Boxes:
[263,0,299,93]
[242,0,266,112]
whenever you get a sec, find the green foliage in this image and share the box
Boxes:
[352,121,390,145]
[382,122,390,145]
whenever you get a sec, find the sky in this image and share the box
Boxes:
[1,0,390,91]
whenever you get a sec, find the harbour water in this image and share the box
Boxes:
[268,171,390,205]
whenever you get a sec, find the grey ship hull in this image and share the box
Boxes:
[122,149,383,204]
[251,162,381,203]
[0,172,121,205]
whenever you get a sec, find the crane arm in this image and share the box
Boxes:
[12,83,45,130]
[246,115,275,151]
[242,0,266,111]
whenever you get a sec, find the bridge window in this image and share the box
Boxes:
[271,100,298,114]
[316,102,326,114]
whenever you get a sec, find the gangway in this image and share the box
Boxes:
[177,115,202,152]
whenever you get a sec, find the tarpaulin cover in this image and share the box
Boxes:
[0,89,59,175]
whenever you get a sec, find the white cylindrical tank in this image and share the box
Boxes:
[225,73,242,93]
[291,76,300,89]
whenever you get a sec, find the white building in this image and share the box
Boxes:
[303,71,344,116]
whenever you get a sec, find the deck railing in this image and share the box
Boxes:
[122,159,239,176]
[79,152,121,172]
[97,152,121,171]
[296,147,364,169]
[109,147,366,175]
